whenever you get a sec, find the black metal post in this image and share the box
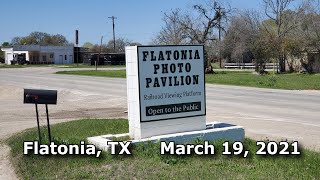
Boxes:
[45,104,52,143]
[35,103,42,144]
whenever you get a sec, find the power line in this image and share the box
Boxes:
[108,16,117,52]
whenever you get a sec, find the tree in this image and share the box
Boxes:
[251,28,277,74]
[11,37,22,45]
[286,0,320,73]
[90,44,112,53]
[299,1,320,53]
[262,0,298,72]
[82,42,94,50]
[129,42,143,46]
[223,10,274,74]
[106,38,130,53]
[154,0,231,68]
[85,38,139,53]
[2,42,10,46]
[154,9,188,45]
[11,31,70,46]
[260,0,320,73]
[223,10,261,63]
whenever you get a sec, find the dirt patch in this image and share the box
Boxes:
[50,108,127,119]
[0,144,18,180]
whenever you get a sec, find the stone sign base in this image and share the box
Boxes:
[87,122,245,152]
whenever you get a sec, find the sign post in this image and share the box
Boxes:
[126,45,206,139]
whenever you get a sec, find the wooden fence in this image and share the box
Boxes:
[224,63,279,69]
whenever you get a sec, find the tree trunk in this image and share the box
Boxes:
[278,54,286,73]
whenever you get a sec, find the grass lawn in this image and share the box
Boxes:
[0,64,27,68]
[57,64,125,68]
[0,64,125,69]
[56,70,126,78]
[6,119,320,179]
[56,70,320,90]
[0,64,68,68]
[211,62,221,69]
[207,71,320,90]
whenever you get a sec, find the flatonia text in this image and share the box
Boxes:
[141,49,202,88]
[23,141,102,158]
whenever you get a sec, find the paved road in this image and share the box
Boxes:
[0,67,319,178]
[1,67,320,146]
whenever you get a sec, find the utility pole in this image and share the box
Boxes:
[214,1,224,68]
[108,16,117,53]
[218,6,222,68]
[97,36,103,71]
[75,30,79,67]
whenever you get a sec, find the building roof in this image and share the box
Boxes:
[2,45,74,51]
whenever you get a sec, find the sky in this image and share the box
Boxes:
[1,0,264,46]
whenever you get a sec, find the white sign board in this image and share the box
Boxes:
[126,45,206,139]
[138,46,206,121]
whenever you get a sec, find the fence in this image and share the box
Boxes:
[224,63,279,69]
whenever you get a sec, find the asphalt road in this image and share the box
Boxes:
[1,67,320,146]
[0,67,319,178]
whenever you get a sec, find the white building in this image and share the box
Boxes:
[1,45,74,65]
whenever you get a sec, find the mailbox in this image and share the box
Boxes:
[24,89,57,105]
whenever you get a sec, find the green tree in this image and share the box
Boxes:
[2,42,10,46]
[129,42,142,46]
[82,42,94,50]
[11,31,69,46]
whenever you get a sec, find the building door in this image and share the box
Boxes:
[42,55,47,64]
[6,53,12,64]
[59,55,63,64]
[69,55,73,64]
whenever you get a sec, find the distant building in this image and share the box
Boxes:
[88,53,125,65]
[286,50,320,73]
[1,45,74,65]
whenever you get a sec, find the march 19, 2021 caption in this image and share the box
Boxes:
[23,141,301,158]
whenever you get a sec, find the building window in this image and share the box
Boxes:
[65,55,67,60]
[43,56,47,61]
[50,54,54,58]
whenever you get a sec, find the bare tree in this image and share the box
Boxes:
[91,44,112,53]
[223,11,260,58]
[106,38,130,53]
[154,0,231,68]
[154,9,188,45]
[178,2,231,44]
